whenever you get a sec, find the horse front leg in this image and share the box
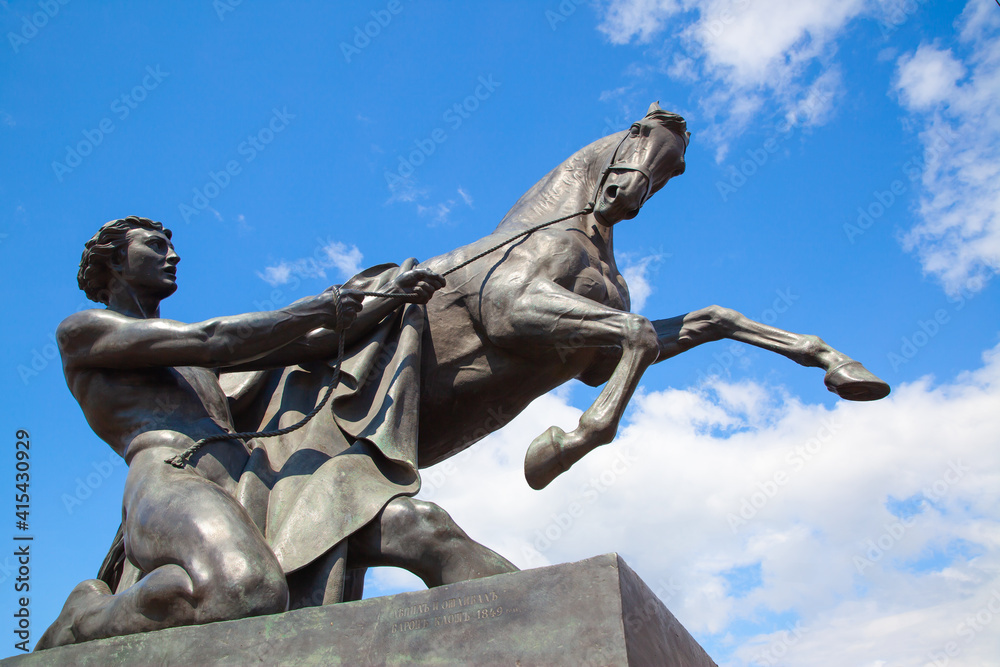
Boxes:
[652,306,890,401]
[485,282,660,490]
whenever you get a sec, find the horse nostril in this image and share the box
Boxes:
[605,184,619,200]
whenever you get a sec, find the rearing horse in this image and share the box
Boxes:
[415,101,888,490]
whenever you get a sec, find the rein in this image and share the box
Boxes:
[165,205,596,468]
[167,126,659,468]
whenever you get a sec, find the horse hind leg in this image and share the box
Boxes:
[346,497,518,588]
[673,306,890,401]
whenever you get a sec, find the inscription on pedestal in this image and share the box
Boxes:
[389,589,522,634]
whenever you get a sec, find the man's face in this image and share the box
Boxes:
[115,228,180,299]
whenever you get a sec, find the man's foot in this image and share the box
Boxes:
[35,579,111,651]
[824,360,890,401]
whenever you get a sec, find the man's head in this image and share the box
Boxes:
[79,216,177,304]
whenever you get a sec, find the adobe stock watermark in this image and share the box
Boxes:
[752,621,808,666]
[727,414,843,532]
[7,0,70,54]
[340,0,404,63]
[623,577,680,635]
[15,301,95,385]
[61,451,126,515]
[853,459,968,575]
[383,75,501,194]
[521,445,640,566]
[51,65,170,182]
[443,406,513,456]
[545,0,583,31]
[411,405,513,499]
[878,0,931,38]
[716,90,833,202]
[213,0,243,21]
[15,332,60,386]
[843,125,956,244]
[178,107,295,223]
[928,588,1000,666]
[886,274,988,373]
[699,0,753,40]
[599,111,632,137]
[417,459,459,502]
[61,395,179,515]
[693,288,799,385]
[886,308,950,373]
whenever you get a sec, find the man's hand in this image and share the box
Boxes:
[320,287,364,330]
[392,268,446,304]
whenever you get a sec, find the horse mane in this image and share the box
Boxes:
[495,132,624,231]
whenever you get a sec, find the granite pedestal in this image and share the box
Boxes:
[8,553,716,666]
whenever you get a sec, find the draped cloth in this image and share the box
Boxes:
[230,261,425,578]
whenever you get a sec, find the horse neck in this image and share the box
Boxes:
[495,133,625,239]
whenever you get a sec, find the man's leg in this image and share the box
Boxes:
[37,442,287,648]
[347,496,517,588]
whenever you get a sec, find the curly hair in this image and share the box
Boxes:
[78,216,173,304]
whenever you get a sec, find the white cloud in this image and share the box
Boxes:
[621,252,666,312]
[599,0,685,45]
[595,0,884,157]
[417,200,455,227]
[257,240,364,286]
[895,1,1000,296]
[411,339,1000,665]
[385,174,426,204]
[895,44,966,110]
[599,85,630,102]
[258,263,292,287]
[415,188,475,228]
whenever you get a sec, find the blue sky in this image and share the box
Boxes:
[2,1,999,663]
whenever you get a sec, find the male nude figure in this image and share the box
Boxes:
[37,215,459,647]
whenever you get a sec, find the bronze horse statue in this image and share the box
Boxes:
[415,101,888,490]
[100,102,889,610]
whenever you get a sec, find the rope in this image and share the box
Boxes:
[166,203,594,468]
[437,203,593,278]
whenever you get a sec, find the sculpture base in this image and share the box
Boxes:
[9,554,716,666]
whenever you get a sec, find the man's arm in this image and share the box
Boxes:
[220,267,445,371]
[57,289,362,371]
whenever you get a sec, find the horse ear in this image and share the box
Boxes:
[646,101,663,116]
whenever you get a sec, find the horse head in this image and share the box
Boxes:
[592,101,690,227]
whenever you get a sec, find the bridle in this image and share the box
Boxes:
[589,122,656,212]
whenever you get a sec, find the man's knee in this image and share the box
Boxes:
[232,566,288,617]
[123,475,288,618]
[125,430,193,466]
[189,552,288,618]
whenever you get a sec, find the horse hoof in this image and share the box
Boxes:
[524,426,569,490]
[824,361,890,401]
